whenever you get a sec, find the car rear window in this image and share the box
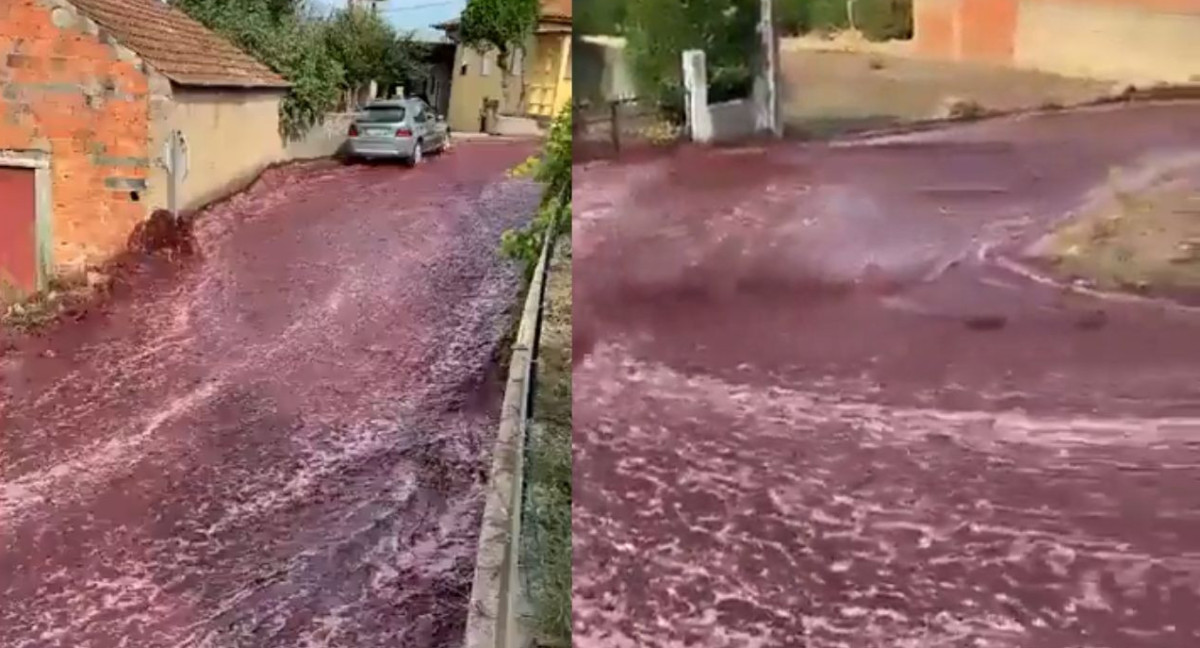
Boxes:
[360,106,406,122]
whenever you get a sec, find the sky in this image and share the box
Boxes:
[309,0,467,41]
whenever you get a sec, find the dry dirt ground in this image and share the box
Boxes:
[780,47,1116,137]
[1031,161,1200,301]
[0,140,538,648]
[573,101,1200,648]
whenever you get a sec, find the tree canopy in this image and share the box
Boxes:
[324,8,429,98]
[173,0,429,138]
[623,0,760,111]
[457,0,540,59]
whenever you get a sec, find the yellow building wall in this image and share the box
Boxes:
[526,33,572,118]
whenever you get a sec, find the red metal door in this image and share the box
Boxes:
[0,167,37,294]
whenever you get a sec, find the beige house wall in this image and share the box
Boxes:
[146,82,288,212]
[916,0,1200,84]
[446,46,509,133]
[1014,0,1200,83]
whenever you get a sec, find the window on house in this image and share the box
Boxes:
[481,54,491,77]
[460,63,469,76]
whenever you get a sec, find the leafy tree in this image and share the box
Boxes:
[324,8,430,103]
[624,0,760,113]
[457,0,540,111]
[776,0,912,39]
[174,0,433,137]
[264,0,305,20]
[775,0,811,35]
[577,0,628,35]
[501,108,571,274]
[173,0,344,138]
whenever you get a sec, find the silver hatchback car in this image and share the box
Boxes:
[345,98,450,166]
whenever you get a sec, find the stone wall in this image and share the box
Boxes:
[0,0,151,274]
[283,112,354,161]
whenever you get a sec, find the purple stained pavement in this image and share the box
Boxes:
[572,102,1200,648]
[0,140,539,647]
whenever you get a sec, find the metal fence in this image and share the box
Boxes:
[573,98,682,162]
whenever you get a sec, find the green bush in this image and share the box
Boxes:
[174,0,343,138]
[776,0,912,40]
[577,0,628,36]
[324,9,430,102]
[501,109,571,274]
[857,0,913,41]
[624,0,760,114]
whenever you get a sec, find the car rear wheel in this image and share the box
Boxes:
[406,142,423,168]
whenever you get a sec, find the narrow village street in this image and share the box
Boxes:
[0,140,538,647]
[573,101,1200,648]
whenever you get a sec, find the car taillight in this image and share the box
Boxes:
[348,124,359,137]
[395,128,412,137]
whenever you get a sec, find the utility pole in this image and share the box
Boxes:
[758,0,782,138]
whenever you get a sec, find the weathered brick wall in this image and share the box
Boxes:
[0,0,150,274]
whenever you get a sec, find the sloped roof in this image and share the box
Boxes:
[68,0,290,89]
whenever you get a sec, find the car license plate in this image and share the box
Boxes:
[368,128,389,136]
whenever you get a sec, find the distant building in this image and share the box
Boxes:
[412,31,457,120]
[434,0,573,133]
[913,0,1200,83]
[1,0,290,291]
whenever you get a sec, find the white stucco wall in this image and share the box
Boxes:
[147,84,289,212]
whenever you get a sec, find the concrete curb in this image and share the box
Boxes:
[451,133,543,142]
[464,234,553,648]
[826,86,1200,144]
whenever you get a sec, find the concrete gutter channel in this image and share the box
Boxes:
[824,84,1200,144]
[464,234,554,648]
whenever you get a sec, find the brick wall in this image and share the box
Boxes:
[0,0,150,274]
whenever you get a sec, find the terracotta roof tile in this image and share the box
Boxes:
[68,0,290,88]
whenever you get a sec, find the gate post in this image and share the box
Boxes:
[756,0,783,137]
[682,49,712,142]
